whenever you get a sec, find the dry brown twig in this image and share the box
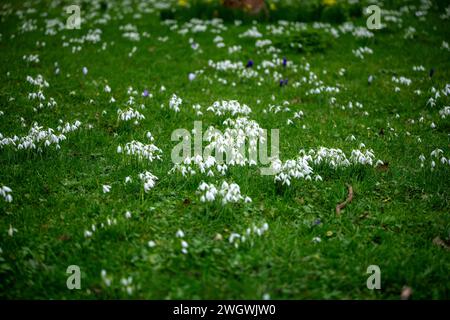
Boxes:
[336,184,353,215]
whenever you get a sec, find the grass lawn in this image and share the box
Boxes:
[0,0,449,299]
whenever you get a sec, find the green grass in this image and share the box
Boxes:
[0,0,449,299]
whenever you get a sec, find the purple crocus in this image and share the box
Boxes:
[142,89,149,97]
[282,57,287,67]
[313,218,321,226]
[279,78,288,87]
[246,59,254,68]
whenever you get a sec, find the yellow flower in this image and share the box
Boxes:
[326,230,333,237]
[270,2,277,11]
[323,0,336,6]
[178,0,188,7]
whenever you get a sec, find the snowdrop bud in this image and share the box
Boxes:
[8,225,17,237]
[82,67,88,75]
[176,230,185,238]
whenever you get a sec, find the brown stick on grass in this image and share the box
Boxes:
[336,184,353,215]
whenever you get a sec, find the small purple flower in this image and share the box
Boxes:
[279,79,288,87]
[282,57,287,67]
[142,89,149,97]
[246,60,253,68]
[313,218,321,226]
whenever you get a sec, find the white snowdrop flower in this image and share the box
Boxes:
[312,237,322,243]
[439,106,450,119]
[101,270,112,287]
[8,225,17,237]
[160,85,166,92]
[1,186,13,202]
[352,46,373,59]
[392,76,412,86]
[239,26,262,38]
[431,160,436,168]
[244,196,252,203]
[169,94,182,112]
[430,149,443,158]
[188,73,196,81]
[120,277,131,286]
[117,107,145,123]
[430,122,436,129]
[23,54,40,63]
[102,185,111,193]
[104,85,111,93]
[375,160,384,167]
[176,230,185,238]
[206,100,251,116]
[229,233,241,243]
[181,248,188,254]
[84,230,93,238]
[124,176,132,184]
[120,140,162,162]
[148,240,156,248]
[181,240,189,248]
[82,67,88,75]
[138,171,158,193]
[146,131,154,141]
[263,293,271,300]
[117,145,122,153]
[124,211,132,219]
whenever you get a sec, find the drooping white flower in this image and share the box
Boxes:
[102,185,111,193]
[8,225,17,237]
[176,229,185,238]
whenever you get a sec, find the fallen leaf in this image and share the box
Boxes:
[400,286,412,300]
